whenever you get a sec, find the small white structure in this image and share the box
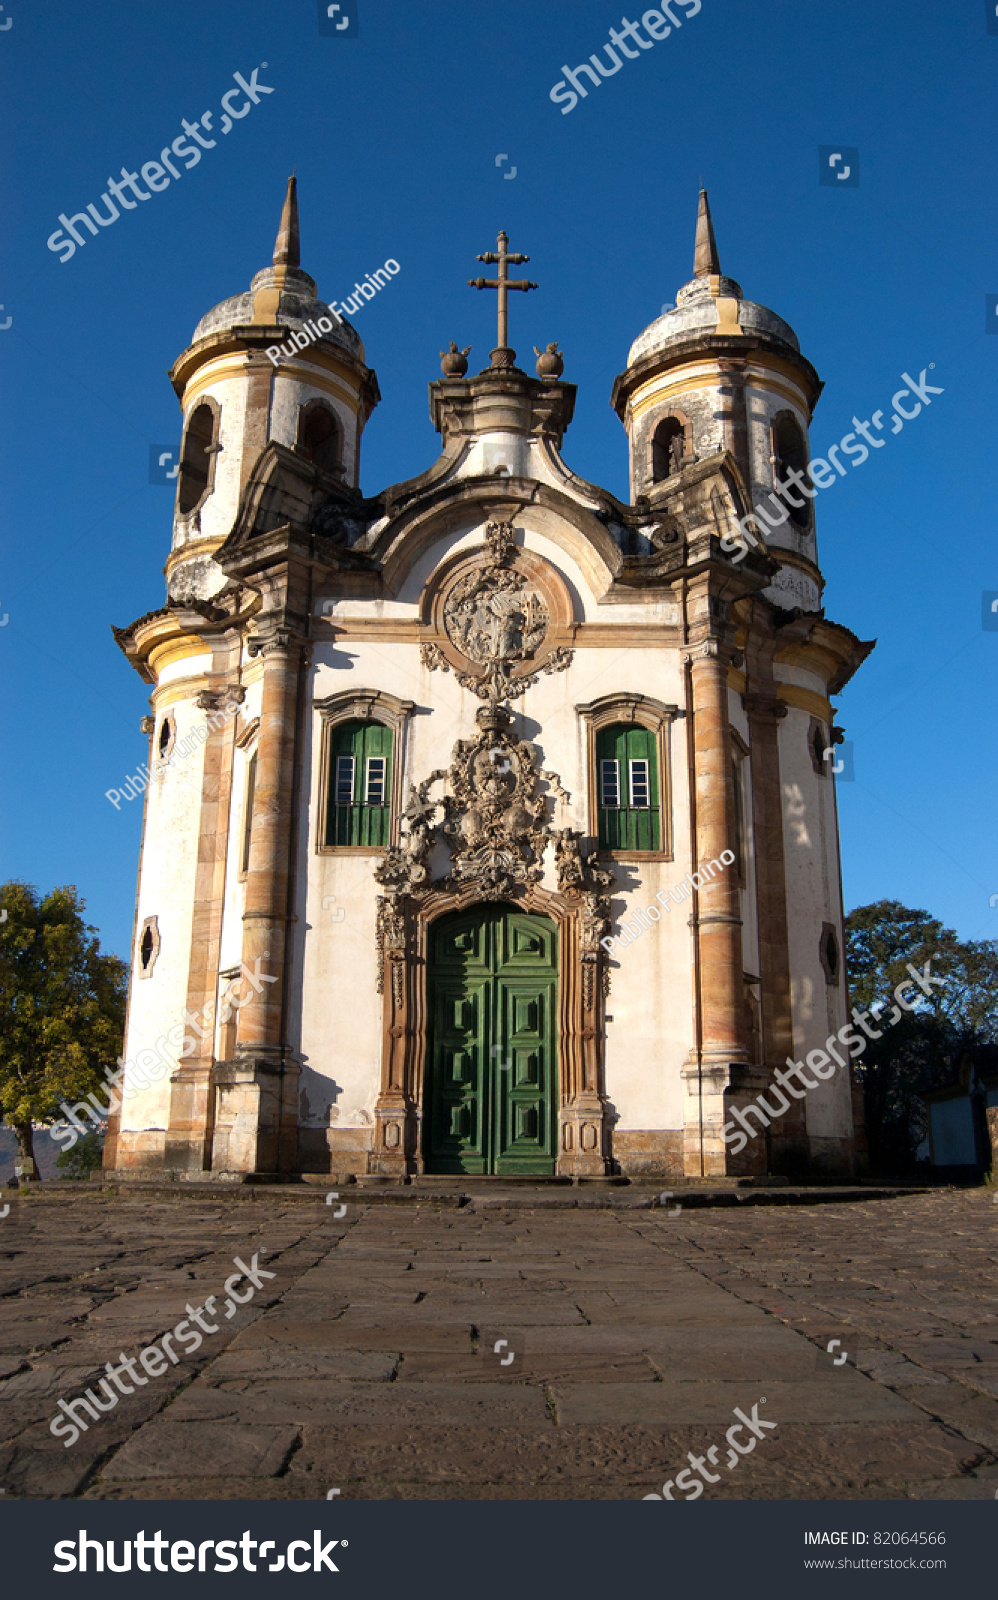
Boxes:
[109,181,871,1183]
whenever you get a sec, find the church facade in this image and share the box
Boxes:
[107,180,871,1184]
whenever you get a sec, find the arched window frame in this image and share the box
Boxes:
[808,715,829,777]
[137,915,161,979]
[295,397,345,480]
[315,690,414,853]
[577,694,680,861]
[770,408,812,533]
[156,713,176,762]
[650,410,693,485]
[176,396,221,519]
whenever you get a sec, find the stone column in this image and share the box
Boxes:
[164,684,243,1171]
[681,639,765,1176]
[743,689,806,1173]
[212,631,302,1174]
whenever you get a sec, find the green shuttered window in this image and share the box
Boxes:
[596,724,660,851]
[327,721,393,847]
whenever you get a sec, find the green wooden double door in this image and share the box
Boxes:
[425,907,559,1175]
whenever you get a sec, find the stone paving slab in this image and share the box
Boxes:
[206,1347,399,1382]
[551,1376,917,1426]
[165,1378,551,1427]
[0,1185,994,1500]
[104,1422,300,1479]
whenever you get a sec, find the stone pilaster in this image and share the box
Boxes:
[212,629,303,1174]
[681,636,764,1177]
[742,685,807,1174]
[370,892,417,1177]
[164,679,243,1172]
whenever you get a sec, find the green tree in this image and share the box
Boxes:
[56,1128,105,1180]
[845,900,998,1174]
[0,882,126,1178]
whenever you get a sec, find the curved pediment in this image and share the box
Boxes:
[368,478,626,603]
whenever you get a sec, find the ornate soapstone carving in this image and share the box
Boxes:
[424,520,573,702]
[552,829,616,1006]
[373,702,613,995]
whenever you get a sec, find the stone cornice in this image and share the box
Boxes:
[774,618,875,695]
[112,595,260,684]
[611,333,823,422]
[428,370,576,449]
[168,323,380,419]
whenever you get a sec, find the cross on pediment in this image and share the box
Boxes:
[468,230,537,370]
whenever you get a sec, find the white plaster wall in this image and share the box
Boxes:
[297,596,696,1136]
[216,680,263,985]
[121,697,207,1132]
[389,519,598,621]
[270,369,360,485]
[744,383,820,594]
[158,653,212,688]
[628,380,725,496]
[778,708,852,1139]
[172,370,248,550]
[602,832,695,1135]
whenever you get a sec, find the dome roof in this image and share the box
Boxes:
[626,188,800,369]
[189,177,364,362]
[628,274,800,367]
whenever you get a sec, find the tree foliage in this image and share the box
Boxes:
[0,882,126,1174]
[845,900,998,1174]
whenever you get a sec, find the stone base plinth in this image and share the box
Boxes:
[557,1104,609,1177]
[110,1130,169,1170]
[369,1099,418,1176]
[210,1056,300,1174]
[682,1059,772,1178]
[298,1125,374,1175]
[611,1129,683,1177]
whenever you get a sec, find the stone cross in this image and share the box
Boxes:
[468,230,538,367]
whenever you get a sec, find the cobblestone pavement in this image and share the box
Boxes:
[1,1185,995,1500]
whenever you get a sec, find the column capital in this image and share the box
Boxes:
[682,637,742,670]
[246,627,311,660]
[195,685,246,712]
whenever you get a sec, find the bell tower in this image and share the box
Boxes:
[612,187,825,616]
[165,176,380,606]
[109,181,381,1178]
[609,190,872,1178]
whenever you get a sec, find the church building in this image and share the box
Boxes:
[107,179,871,1183]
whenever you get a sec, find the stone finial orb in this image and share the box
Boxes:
[533,342,564,378]
[440,342,471,377]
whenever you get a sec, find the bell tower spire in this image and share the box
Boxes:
[693,185,721,279]
[272,173,300,269]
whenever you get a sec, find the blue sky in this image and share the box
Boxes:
[1,0,996,960]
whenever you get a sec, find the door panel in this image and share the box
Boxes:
[496,973,555,1174]
[426,907,558,1175]
[427,975,489,1172]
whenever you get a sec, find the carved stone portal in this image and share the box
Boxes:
[371,703,614,1177]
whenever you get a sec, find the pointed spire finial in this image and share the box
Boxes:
[273,174,300,269]
[693,185,721,279]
